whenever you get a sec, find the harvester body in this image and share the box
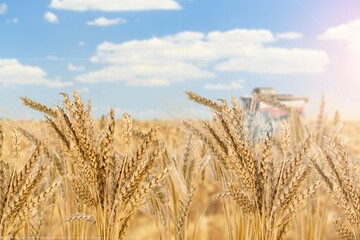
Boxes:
[241,88,308,119]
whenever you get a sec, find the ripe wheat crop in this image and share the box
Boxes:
[0,91,357,239]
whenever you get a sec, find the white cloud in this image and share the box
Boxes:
[76,29,328,86]
[0,3,7,14]
[78,41,85,46]
[67,63,85,72]
[49,0,181,11]
[47,80,73,88]
[276,32,303,40]
[206,29,274,43]
[6,18,18,24]
[90,30,279,66]
[216,48,328,74]
[77,87,90,93]
[127,78,170,86]
[46,55,61,60]
[87,17,126,26]
[0,59,73,88]
[204,80,243,90]
[319,18,360,53]
[75,62,215,84]
[44,11,59,23]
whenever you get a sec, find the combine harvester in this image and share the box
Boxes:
[241,88,309,119]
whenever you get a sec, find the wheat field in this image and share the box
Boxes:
[0,91,359,240]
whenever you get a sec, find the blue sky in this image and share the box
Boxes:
[0,0,360,119]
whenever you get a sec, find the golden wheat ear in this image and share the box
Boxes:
[0,133,61,238]
[0,124,3,159]
[121,113,133,155]
[184,91,324,240]
[22,91,175,239]
[21,97,57,118]
[186,91,222,112]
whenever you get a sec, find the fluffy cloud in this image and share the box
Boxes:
[127,78,170,87]
[204,80,243,90]
[276,32,303,40]
[0,59,72,87]
[319,18,360,53]
[0,3,7,14]
[216,48,328,74]
[77,87,90,93]
[76,29,329,86]
[6,18,19,24]
[45,55,59,60]
[87,17,126,26]
[67,63,85,72]
[76,62,215,85]
[44,11,59,23]
[49,0,181,11]
[90,30,278,66]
